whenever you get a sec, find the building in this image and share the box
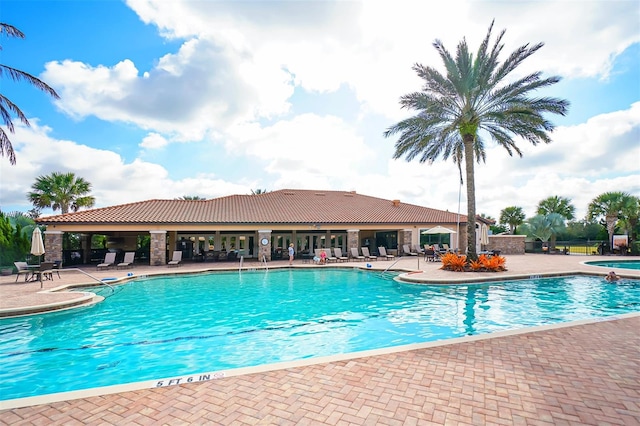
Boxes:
[36,189,469,265]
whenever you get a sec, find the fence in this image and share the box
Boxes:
[525,240,609,255]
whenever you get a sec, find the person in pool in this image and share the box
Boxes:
[605,271,620,282]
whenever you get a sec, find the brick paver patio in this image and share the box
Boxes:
[1,255,639,425]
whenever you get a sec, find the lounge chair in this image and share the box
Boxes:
[378,246,395,260]
[333,248,349,262]
[402,245,418,256]
[361,247,377,261]
[168,251,183,267]
[413,244,425,255]
[14,261,32,282]
[117,252,135,269]
[97,252,117,270]
[325,249,337,263]
[350,247,365,261]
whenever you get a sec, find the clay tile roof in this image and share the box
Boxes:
[36,189,466,225]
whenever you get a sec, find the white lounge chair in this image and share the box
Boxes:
[117,252,135,269]
[378,247,395,260]
[402,244,418,256]
[97,252,117,270]
[168,251,183,267]
[361,247,377,261]
[333,248,349,262]
[350,247,365,261]
[325,248,337,263]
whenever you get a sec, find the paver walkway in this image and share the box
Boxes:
[1,254,639,424]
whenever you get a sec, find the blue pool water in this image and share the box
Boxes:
[1,269,639,401]
[585,260,640,270]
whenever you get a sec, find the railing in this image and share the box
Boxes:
[525,240,608,255]
[262,255,268,271]
[63,268,116,296]
[239,256,244,274]
[380,258,403,279]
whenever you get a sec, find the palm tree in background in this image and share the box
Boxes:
[536,195,575,248]
[499,206,526,235]
[28,172,95,214]
[1,23,60,165]
[384,21,569,260]
[251,189,268,195]
[537,195,575,221]
[587,191,633,252]
[177,195,206,200]
[525,213,565,248]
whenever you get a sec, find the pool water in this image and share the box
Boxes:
[1,269,638,401]
[585,260,640,270]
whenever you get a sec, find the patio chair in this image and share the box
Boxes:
[36,262,55,281]
[168,251,183,267]
[402,245,418,256]
[378,246,395,260]
[350,247,365,261]
[412,244,425,255]
[117,252,135,269]
[14,261,32,282]
[424,248,435,262]
[333,248,349,262]
[97,252,117,270]
[361,247,377,261]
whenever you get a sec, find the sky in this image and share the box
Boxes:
[1,0,639,223]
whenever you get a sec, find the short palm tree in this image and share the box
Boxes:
[384,21,569,260]
[587,191,633,252]
[525,213,565,247]
[536,195,575,248]
[1,23,59,165]
[499,206,525,235]
[28,172,95,214]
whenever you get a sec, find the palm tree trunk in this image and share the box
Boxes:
[464,139,477,261]
[606,214,617,253]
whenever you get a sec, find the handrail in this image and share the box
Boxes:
[63,268,116,295]
[381,258,402,275]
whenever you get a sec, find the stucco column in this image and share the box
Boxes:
[149,230,167,266]
[258,230,272,261]
[44,230,63,264]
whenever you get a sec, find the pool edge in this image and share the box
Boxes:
[2,311,639,411]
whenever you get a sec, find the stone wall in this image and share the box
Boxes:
[488,235,526,255]
[149,231,167,265]
[44,231,63,263]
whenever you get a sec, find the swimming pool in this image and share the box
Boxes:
[584,260,640,270]
[1,269,638,401]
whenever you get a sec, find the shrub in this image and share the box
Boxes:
[440,253,467,272]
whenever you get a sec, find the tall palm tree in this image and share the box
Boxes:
[1,23,60,165]
[28,172,95,214]
[499,206,526,235]
[537,195,575,221]
[587,191,632,252]
[384,21,569,260]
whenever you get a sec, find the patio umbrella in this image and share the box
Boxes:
[30,227,45,264]
[480,224,490,245]
[421,226,457,235]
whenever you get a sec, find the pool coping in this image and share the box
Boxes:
[2,311,638,411]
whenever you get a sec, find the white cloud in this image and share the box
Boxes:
[139,133,168,149]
